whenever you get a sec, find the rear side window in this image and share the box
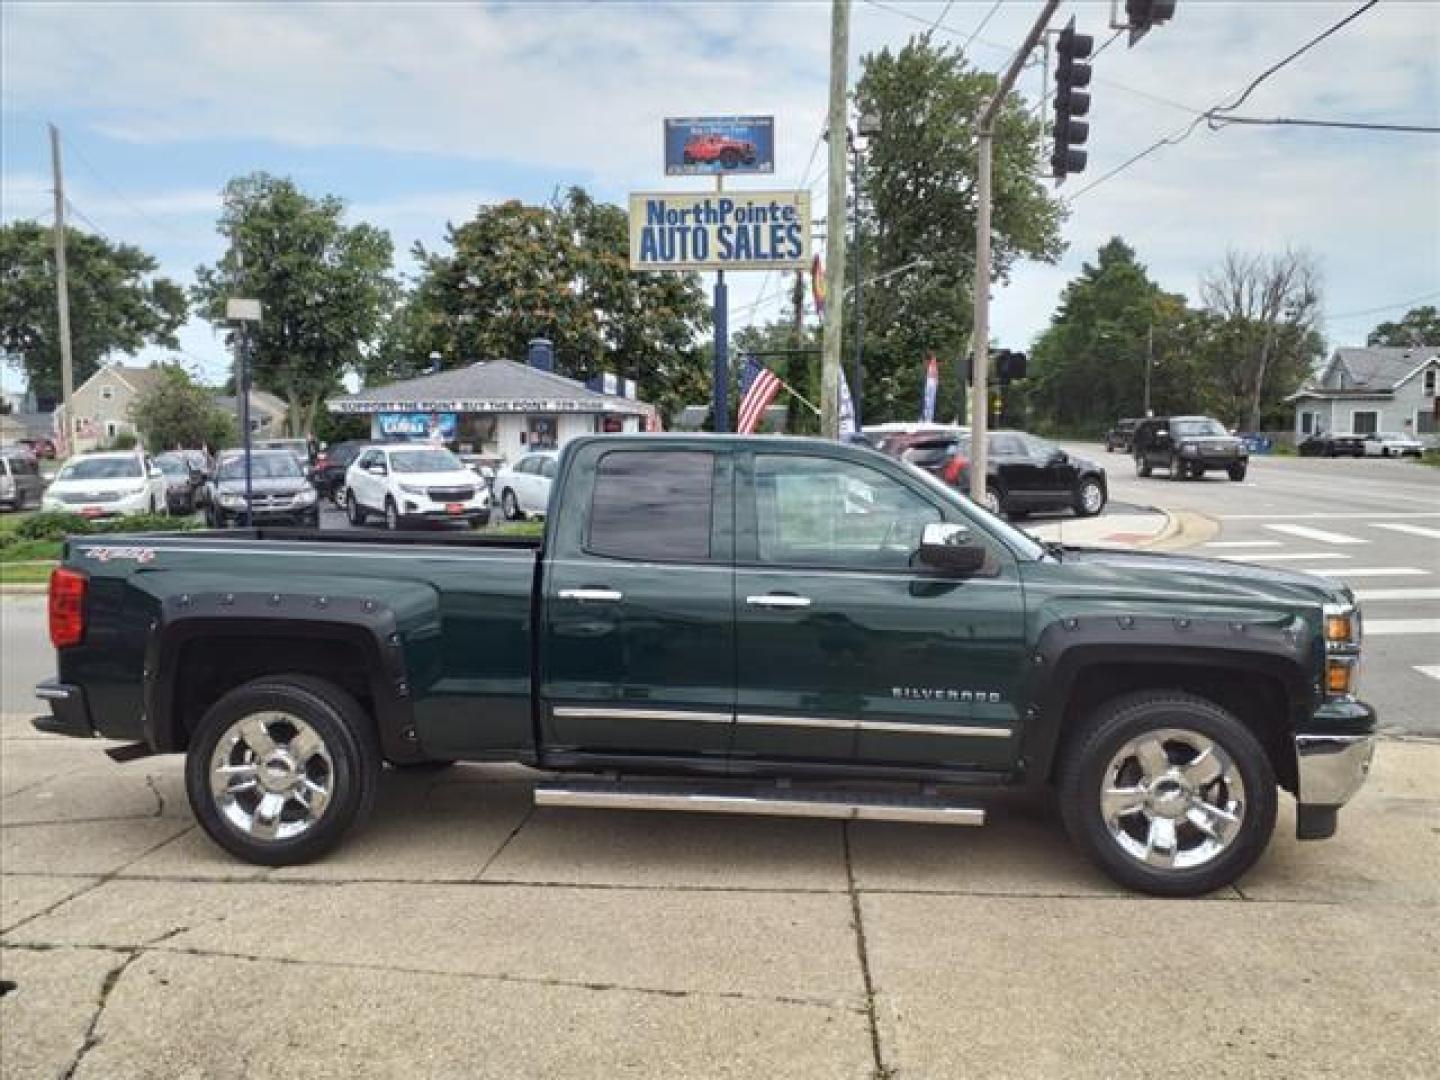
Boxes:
[588,450,713,562]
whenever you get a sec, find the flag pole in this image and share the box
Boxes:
[777,379,821,416]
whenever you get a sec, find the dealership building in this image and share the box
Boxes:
[326,341,657,459]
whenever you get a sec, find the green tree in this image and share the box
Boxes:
[1367,305,1440,347]
[1026,239,1191,433]
[129,363,236,452]
[851,35,1066,423]
[0,220,187,402]
[192,173,398,438]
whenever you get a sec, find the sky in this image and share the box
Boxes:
[2,0,1437,399]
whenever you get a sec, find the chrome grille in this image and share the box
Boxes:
[427,486,475,501]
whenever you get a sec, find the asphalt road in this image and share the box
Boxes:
[1059,440,1440,736]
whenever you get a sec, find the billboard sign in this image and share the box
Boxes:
[375,412,457,441]
[665,116,774,176]
[628,191,810,272]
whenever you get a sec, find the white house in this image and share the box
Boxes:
[53,363,165,453]
[1288,346,1439,442]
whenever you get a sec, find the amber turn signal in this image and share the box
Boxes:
[1325,658,1355,695]
[1325,614,1353,643]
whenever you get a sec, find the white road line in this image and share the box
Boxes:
[1350,588,1440,601]
[1415,665,1440,681]
[1264,524,1368,545]
[1204,540,1283,549]
[1218,512,1440,520]
[1322,567,1431,578]
[1215,552,1349,562]
[1372,523,1440,541]
[1364,619,1440,636]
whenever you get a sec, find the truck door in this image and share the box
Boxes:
[732,448,1026,772]
[539,445,735,762]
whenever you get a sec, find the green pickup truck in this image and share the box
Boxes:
[35,435,1376,896]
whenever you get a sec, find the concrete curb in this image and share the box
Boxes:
[0,583,49,596]
[1142,509,1220,552]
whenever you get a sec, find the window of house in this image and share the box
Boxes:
[587,450,714,562]
[104,420,119,439]
[1300,411,1317,435]
[100,385,114,401]
[1351,411,1379,435]
[1425,368,1437,396]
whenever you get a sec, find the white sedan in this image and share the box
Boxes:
[1361,432,1425,458]
[42,451,169,520]
[343,444,491,529]
[493,451,558,520]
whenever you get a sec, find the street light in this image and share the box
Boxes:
[849,110,881,430]
[225,298,262,528]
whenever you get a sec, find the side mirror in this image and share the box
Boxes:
[367,464,387,477]
[1048,449,1068,465]
[917,522,987,575]
[148,467,163,480]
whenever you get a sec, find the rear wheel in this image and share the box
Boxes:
[184,675,381,866]
[502,488,522,521]
[1058,690,1277,897]
[1168,454,1185,480]
[1074,477,1106,517]
[982,484,1004,517]
[1227,463,1248,481]
[1135,455,1152,478]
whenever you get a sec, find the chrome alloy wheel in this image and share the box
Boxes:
[1080,480,1104,514]
[209,712,334,841]
[1100,728,1246,870]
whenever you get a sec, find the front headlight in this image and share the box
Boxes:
[218,493,245,507]
[293,487,318,505]
[1179,442,1198,454]
[399,483,427,496]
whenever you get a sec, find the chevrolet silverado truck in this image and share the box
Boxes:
[34,435,1376,896]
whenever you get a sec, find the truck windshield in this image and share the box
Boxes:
[390,448,461,473]
[900,461,1047,560]
[1173,419,1228,437]
[57,457,142,480]
[217,454,302,480]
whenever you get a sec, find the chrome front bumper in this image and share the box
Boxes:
[1296,734,1377,807]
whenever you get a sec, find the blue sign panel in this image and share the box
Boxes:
[665,116,775,176]
[375,412,457,441]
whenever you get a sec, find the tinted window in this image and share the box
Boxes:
[540,457,557,480]
[1172,418,1227,437]
[58,456,142,480]
[389,447,460,473]
[217,453,302,481]
[902,440,958,468]
[755,455,939,570]
[989,433,1026,456]
[588,451,713,561]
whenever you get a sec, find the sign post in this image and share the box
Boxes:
[225,298,262,528]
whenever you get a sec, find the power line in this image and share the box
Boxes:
[1329,290,1440,320]
[63,197,115,241]
[961,0,1004,54]
[924,0,958,39]
[1065,0,1382,203]
[1208,114,1440,135]
[1091,27,1123,60]
[60,132,198,242]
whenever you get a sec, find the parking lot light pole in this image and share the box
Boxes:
[226,298,262,528]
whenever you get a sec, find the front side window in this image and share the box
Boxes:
[989,433,1026,456]
[755,454,940,571]
[588,450,713,561]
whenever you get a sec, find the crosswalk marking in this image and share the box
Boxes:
[1365,619,1440,636]
[1218,512,1440,520]
[1264,524,1367,545]
[1204,540,1282,549]
[1351,588,1440,601]
[1415,665,1440,681]
[1216,552,1348,562]
[1324,568,1432,578]
[1372,523,1440,541]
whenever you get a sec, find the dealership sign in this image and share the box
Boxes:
[331,398,646,415]
[665,116,774,176]
[376,412,457,440]
[629,191,810,272]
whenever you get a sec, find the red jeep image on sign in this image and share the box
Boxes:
[682,134,757,168]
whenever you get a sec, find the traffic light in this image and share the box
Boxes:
[991,350,1027,384]
[1051,17,1093,182]
[1126,0,1177,46]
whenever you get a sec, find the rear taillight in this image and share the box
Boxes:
[315,454,330,469]
[942,454,969,485]
[49,568,88,649]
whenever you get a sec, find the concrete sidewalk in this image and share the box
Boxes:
[1025,508,1219,551]
[2,715,1436,1079]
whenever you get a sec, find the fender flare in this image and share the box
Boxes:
[142,590,422,763]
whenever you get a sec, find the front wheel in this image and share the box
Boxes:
[384,497,401,531]
[1135,455,1152,478]
[982,484,1004,517]
[346,490,367,526]
[1227,463,1247,481]
[1073,477,1106,517]
[1057,690,1277,897]
[1168,454,1186,480]
[502,488,522,521]
[184,675,381,866]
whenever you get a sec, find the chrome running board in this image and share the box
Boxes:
[534,781,985,826]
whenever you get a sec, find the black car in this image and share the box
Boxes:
[1104,418,1140,453]
[1133,416,1248,481]
[153,452,207,514]
[894,429,1107,519]
[205,450,320,527]
[312,439,372,503]
[1297,432,1365,458]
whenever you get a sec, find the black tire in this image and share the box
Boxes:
[1057,690,1277,897]
[1227,463,1247,481]
[1135,455,1152,478]
[502,488,522,521]
[346,490,367,526]
[983,484,1005,517]
[384,497,401,531]
[1073,477,1106,518]
[1168,453,1185,480]
[184,675,382,866]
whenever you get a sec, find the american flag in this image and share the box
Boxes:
[737,355,783,434]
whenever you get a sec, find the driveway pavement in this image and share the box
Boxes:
[3,713,1436,1078]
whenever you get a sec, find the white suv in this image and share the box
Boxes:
[42,451,169,520]
[344,444,491,529]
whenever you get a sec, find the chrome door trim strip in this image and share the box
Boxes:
[551,706,733,725]
[735,713,1012,738]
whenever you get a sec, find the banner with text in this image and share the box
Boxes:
[629,191,810,273]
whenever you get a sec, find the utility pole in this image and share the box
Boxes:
[820,0,850,439]
[49,124,75,446]
[969,0,1060,504]
[1144,323,1155,416]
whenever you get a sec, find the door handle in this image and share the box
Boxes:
[746,593,812,609]
[558,588,623,603]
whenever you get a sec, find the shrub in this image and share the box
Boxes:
[108,432,139,450]
[15,511,200,541]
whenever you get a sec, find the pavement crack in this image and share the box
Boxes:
[0,877,108,939]
[144,774,166,817]
[473,804,537,880]
[59,948,140,1080]
[843,822,892,1080]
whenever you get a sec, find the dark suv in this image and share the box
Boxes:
[1104,418,1140,453]
[1134,416,1248,481]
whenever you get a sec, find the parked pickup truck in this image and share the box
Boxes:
[35,435,1377,896]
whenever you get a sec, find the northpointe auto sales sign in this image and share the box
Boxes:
[628,191,810,272]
